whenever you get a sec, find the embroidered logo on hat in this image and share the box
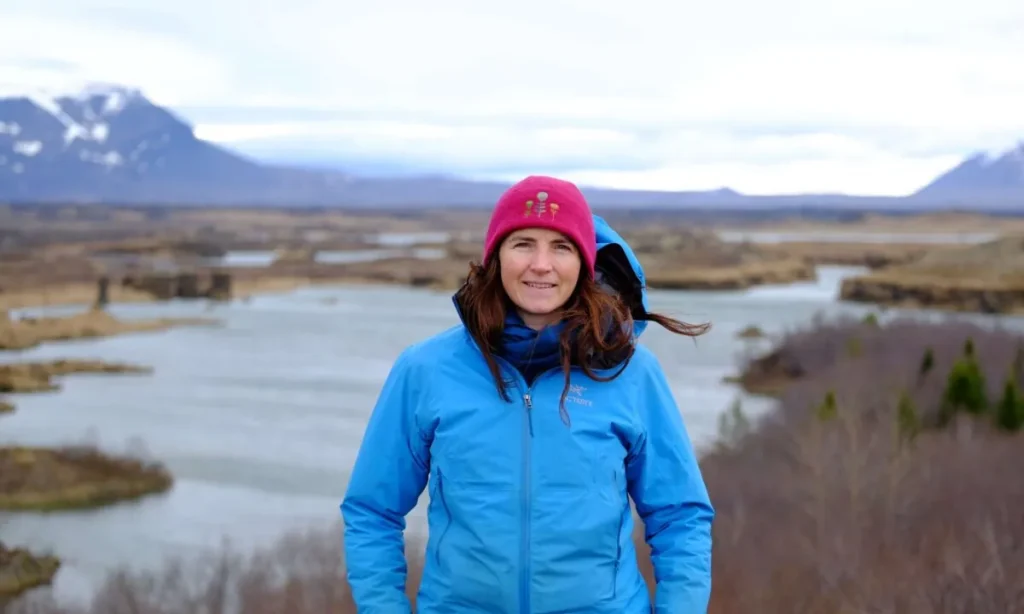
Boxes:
[524,191,560,219]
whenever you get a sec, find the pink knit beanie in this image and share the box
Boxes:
[481,175,597,277]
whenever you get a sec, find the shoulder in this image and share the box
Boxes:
[629,343,661,369]
[615,344,673,407]
[617,343,665,384]
[392,324,477,372]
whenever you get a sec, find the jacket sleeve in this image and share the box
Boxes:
[626,349,715,613]
[341,347,431,613]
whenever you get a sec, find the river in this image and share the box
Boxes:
[0,261,1005,606]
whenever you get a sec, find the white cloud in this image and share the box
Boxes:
[2,0,1023,194]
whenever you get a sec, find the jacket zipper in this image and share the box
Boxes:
[520,389,532,614]
[492,359,566,614]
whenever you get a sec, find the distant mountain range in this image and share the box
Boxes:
[0,84,1021,210]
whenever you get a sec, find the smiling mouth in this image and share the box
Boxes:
[524,282,556,289]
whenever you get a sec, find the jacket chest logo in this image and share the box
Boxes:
[567,384,592,406]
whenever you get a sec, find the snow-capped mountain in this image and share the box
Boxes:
[912,142,1024,203]
[0,82,1021,208]
[0,84,351,204]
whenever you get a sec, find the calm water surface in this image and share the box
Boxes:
[2,264,1010,605]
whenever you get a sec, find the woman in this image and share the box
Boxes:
[341,175,715,613]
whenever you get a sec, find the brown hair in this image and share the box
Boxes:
[454,254,710,424]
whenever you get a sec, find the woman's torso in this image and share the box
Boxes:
[410,324,654,614]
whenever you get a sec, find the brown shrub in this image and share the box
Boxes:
[707,315,1024,613]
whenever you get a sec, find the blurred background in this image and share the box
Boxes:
[1,0,1023,612]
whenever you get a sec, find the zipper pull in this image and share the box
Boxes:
[523,393,532,409]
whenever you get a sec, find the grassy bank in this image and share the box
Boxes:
[0,445,173,512]
[839,236,1024,314]
[6,316,1024,613]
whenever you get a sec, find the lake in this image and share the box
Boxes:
[0,263,1011,606]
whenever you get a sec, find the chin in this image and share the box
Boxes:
[520,301,563,318]
[523,304,557,316]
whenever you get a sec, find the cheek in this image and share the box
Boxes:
[558,258,581,288]
[499,256,525,286]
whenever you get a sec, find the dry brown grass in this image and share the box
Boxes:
[709,315,1024,612]
[839,237,1024,313]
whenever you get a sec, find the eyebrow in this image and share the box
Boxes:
[509,235,575,249]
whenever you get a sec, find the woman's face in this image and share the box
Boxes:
[498,227,581,329]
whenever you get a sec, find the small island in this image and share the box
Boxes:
[0,445,173,512]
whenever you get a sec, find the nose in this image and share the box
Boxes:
[528,247,554,272]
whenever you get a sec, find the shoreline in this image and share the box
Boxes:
[0,355,172,602]
[2,257,822,314]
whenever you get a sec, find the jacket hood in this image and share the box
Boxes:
[592,214,651,339]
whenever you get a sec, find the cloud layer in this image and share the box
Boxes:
[2,0,1023,194]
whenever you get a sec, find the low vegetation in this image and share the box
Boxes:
[6,316,1024,613]
[706,315,1024,612]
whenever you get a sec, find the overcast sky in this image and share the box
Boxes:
[1,0,1022,195]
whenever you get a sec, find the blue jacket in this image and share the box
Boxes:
[341,215,714,613]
